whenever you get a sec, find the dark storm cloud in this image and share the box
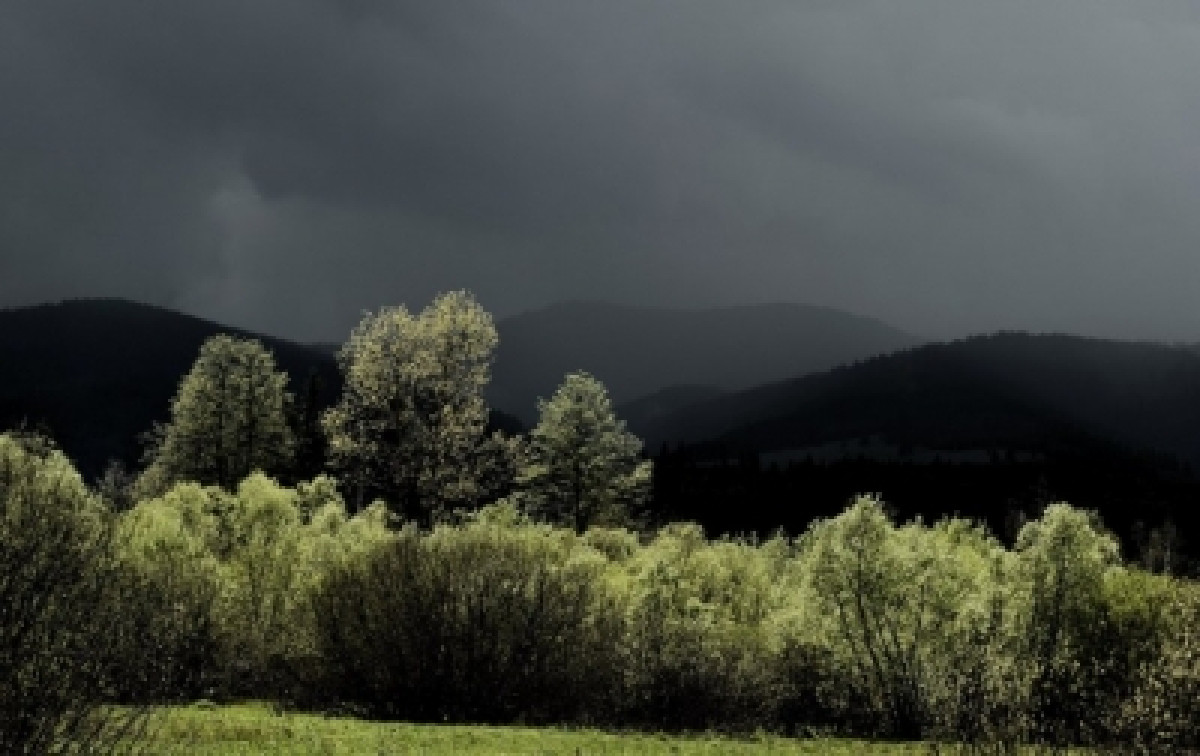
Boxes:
[4,0,1200,341]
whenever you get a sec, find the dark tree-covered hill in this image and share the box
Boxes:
[642,332,1200,465]
[644,332,1200,560]
[0,299,343,478]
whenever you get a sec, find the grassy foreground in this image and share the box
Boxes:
[137,704,931,755]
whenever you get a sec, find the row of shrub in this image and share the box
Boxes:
[2,431,1198,753]
[117,472,1200,750]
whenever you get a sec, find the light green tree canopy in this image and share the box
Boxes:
[518,371,651,533]
[322,291,504,521]
[142,334,295,493]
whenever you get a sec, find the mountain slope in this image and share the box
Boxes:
[489,301,917,421]
[617,384,726,438]
[645,332,1200,547]
[0,299,342,478]
[644,331,1200,465]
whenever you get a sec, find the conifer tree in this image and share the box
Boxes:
[518,371,650,532]
[143,334,294,492]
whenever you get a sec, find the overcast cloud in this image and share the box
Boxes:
[3,0,1200,342]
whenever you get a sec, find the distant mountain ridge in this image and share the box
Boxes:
[488,300,918,421]
[641,331,1200,466]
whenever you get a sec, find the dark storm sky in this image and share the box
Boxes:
[3,1,1200,343]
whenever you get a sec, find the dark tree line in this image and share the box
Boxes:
[652,443,1199,573]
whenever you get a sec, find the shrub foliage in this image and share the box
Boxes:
[102,470,1200,751]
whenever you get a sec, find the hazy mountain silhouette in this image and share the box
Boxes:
[617,385,726,439]
[489,301,918,422]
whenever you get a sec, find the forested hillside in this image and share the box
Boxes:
[642,332,1200,463]
[644,332,1200,557]
[0,299,340,477]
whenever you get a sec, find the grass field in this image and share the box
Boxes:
[138,704,934,755]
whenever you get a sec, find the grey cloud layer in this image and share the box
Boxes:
[4,0,1200,341]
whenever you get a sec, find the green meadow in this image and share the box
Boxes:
[140,705,929,756]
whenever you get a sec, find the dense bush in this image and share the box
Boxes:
[313,504,624,723]
[1116,582,1200,753]
[792,498,1012,740]
[113,482,224,700]
[0,434,154,753]
[618,523,786,730]
[114,473,391,700]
